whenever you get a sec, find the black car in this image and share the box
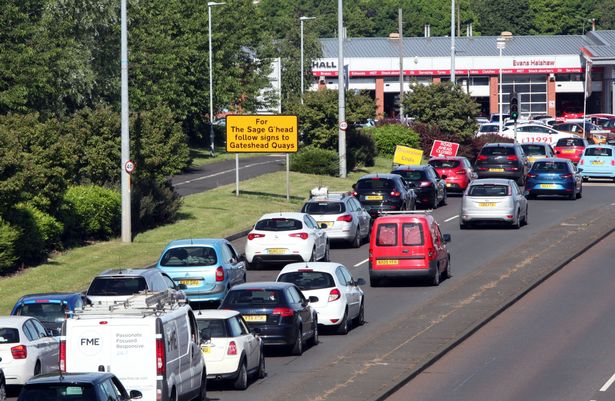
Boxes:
[352,173,416,218]
[390,165,447,209]
[474,142,530,185]
[219,282,318,356]
[17,372,142,401]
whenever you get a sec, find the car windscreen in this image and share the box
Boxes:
[160,246,217,267]
[87,277,148,296]
[356,178,396,192]
[197,319,227,339]
[479,146,515,156]
[0,328,20,343]
[223,289,285,306]
[521,145,548,155]
[585,147,613,157]
[15,303,65,327]
[301,202,345,215]
[531,161,569,173]
[429,160,461,168]
[479,125,499,133]
[18,384,97,401]
[278,271,335,290]
[254,218,302,231]
[467,184,510,196]
[556,138,585,147]
[392,170,426,181]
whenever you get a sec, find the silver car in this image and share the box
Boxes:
[301,190,371,247]
[460,179,528,229]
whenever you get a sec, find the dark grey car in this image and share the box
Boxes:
[474,142,530,185]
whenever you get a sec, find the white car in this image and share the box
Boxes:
[244,212,330,269]
[0,316,59,385]
[501,123,579,145]
[196,310,265,390]
[276,262,365,335]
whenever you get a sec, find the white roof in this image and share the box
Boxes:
[279,262,345,275]
[194,309,239,320]
[258,212,308,221]
[0,316,32,327]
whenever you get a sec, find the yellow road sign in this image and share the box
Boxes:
[393,145,424,165]
[226,115,298,153]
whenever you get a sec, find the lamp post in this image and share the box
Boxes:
[120,0,131,243]
[208,1,225,156]
[300,16,315,105]
[497,36,506,134]
[338,0,346,178]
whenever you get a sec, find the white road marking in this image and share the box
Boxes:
[354,259,368,267]
[600,372,615,392]
[444,215,459,222]
[584,182,615,187]
[174,159,283,186]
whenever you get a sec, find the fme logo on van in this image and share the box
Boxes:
[79,331,103,356]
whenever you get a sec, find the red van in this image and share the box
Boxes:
[368,212,451,287]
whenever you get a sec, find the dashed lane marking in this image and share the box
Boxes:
[354,259,368,268]
[444,215,459,222]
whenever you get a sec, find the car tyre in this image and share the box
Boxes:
[445,257,452,279]
[257,350,266,379]
[353,301,365,326]
[517,176,525,186]
[291,326,303,356]
[431,193,438,210]
[431,266,441,286]
[459,221,471,230]
[568,191,576,200]
[194,372,207,401]
[577,187,583,198]
[369,275,382,287]
[308,317,319,347]
[439,189,448,206]
[522,207,528,226]
[323,242,330,261]
[336,309,350,335]
[511,212,521,229]
[233,360,248,390]
[309,249,316,262]
[351,228,361,248]
[34,361,41,376]
[0,380,6,401]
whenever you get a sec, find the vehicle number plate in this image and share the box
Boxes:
[489,168,504,172]
[244,315,267,322]
[446,183,452,187]
[591,160,604,165]
[540,184,556,189]
[201,345,211,354]
[376,259,398,265]
[562,149,575,154]
[320,221,334,227]
[179,279,201,286]
[267,248,287,255]
[365,195,383,200]
[479,202,496,207]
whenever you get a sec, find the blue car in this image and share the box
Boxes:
[525,158,583,200]
[11,292,88,334]
[578,144,615,181]
[156,238,247,304]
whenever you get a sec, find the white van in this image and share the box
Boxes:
[60,291,206,401]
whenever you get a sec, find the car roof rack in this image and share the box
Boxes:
[76,290,186,317]
[309,186,351,200]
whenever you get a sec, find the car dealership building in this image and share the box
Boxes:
[311,30,615,119]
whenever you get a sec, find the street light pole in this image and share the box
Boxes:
[300,16,315,105]
[398,8,404,121]
[120,0,131,243]
[450,0,456,82]
[208,1,225,157]
[497,37,506,134]
[338,0,346,178]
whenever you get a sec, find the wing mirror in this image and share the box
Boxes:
[308,296,319,303]
[355,278,366,286]
[319,223,328,229]
[129,390,143,400]
[576,167,583,173]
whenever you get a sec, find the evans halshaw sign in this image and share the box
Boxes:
[226,115,298,153]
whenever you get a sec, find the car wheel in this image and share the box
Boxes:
[233,360,248,390]
[431,193,438,209]
[522,207,529,226]
[460,221,471,230]
[511,212,521,229]
[34,360,41,376]
[322,242,330,261]
[439,189,448,206]
[526,192,536,200]
[353,301,365,326]
[246,261,258,271]
[351,228,361,248]
[309,317,319,347]
[582,177,589,182]
[517,176,525,186]
[0,380,6,401]
[309,249,316,262]
[369,274,382,287]
[291,326,303,356]
[445,257,452,279]
[568,191,576,200]
[336,309,350,335]
[431,265,441,286]
[257,349,266,379]
[577,187,583,198]
[195,372,207,401]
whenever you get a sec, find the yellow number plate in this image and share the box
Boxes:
[591,160,604,165]
[479,202,496,207]
[376,259,398,265]
[320,221,334,227]
[201,345,211,354]
[179,280,201,286]
[540,184,557,189]
[267,248,287,255]
[243,315,267,322]
[489,168,504,172]
[562,149,575,154]
[365,195,383,200]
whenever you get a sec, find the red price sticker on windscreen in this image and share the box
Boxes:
[430,140,460,157]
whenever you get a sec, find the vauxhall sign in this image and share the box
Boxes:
[312,60,338,69]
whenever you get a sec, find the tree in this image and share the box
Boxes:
[403,81,479,139]
[471,0,533,35]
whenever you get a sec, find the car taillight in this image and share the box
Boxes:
[215,266,224,282]
[247,233,265,241]
[59,340,66,372]
[11,345,27,359]
[390,191,401,197]
[352,191,358,197]
[456,170,466,175]
[580,159,584,165]
[560,173,573,179]
[612,160,615,166]
[156,338,165,375]
[337,214,353,222]
[289,232,309,240]
[477,155,488,161]
[328,288,341,302]
[420,181,432,187]
[506,155,518,161]
[527,173,536,178]
[227,341,237,355]
[273,307,294,317]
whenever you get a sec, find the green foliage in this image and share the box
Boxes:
[347,129,377,169]
[403,82,479,140]
[290,147,339,177]
[61,185,121,242]
[132,178,183,234]
[368,124,420,156]
[0,218,19,273]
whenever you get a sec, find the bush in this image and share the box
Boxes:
[132,178,182,233]
[347,128,377,169]
[369,124,420,156]
[0,218,19,273]
[61,185,121,242]
[290,147,339,176]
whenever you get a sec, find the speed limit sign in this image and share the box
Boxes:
[124,160,136,174]
[339,121,348,131]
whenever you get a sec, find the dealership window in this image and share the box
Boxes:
[501,75,547,116]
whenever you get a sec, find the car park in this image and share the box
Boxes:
[525,158,582,200]
[460,179,528,229]
[475,123,501,136]
[520,143,555,164]
[301,188,371,248]
[85,268,186,305]
[276,262,365,335]
[0,316,59,386]
[156,238,246,304]
[196,309,265,390]
[368,211,451,287]
[244,212,329,269]
[428,156,476,193]
[219,282,319,356]
[17,372,142,401]
[552,122,609,144]
[390,165,447,209]
[474,142,530,185]
[352,173,416,218]
[11,292,89,336]
[501,123,579,145]
[553,137,589,164]
[578,144,615,181]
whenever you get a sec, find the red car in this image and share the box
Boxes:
[427,156,476,193]
[553,137,590,164]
